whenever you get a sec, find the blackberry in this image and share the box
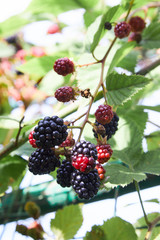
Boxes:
[95,104,113,125]
[96,144,113,163]
[29,131,37,148]
[114,21,131,39]
[104,22,112,30]
[71,140,97,172]
[60,138,75,147]
[53,57,74,76]
[57,159,74,187]
[93,112,119,140]
[71,169,100,199]
[55,86,74,102]
[95,163,106,180]
[129,16,145,32]
[128,32,142,43]
[28,148,60,175]
[33,116,68,148]
[47,24,60,34]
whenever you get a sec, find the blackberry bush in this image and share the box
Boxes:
[71,169,100,199]
[33,116,68,148]
[28,148,60,175]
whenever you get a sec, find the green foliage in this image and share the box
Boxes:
[107,42,136,75]
[50,204,83,240]
[106,73,151,106]
[142,22,160,49]
[135,213,160,240]
[0,42,15,58]
[104,164,146,186]
[134,150,160,175]
[84,225,106,240]
[117,51,138,73]
[0,155,27,194]
[146,131,160,151]
[101,217,138,240]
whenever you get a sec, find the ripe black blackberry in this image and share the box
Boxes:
[93,112,119,140]
[57,159,74,187]
[33,116,68,148]
[71,169,100,199]
[104,22,112,30]
[71,140,97,172]
[55,86,74,102]
[28,148,60,175]
[53,57,74,76]
[114,21,131,39]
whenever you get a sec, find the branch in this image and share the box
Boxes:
[145,216,160,240]
[128,2,160,18]
[136,58,160,76]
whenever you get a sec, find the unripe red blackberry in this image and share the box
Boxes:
[57,159,74,187]
[28,148,60,175]
[53,57,74,76]
[55,86,74,102]
[128,32,142,43]
[95,104,113,125]
[60,137,75,147]
[71,140,97,173]
[96,144,113,164]
[129,16,145,32]
[93,112,119,140]
[95,163,106,180]
[71,169,100,199]
[114,21,131,39]
[29,131,37,148]
[33,116,68,148]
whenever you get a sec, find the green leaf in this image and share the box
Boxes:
[83,11,101,28]
[27,0,98,15]
[141,22,160,49]
[138,105,160,112]
[88,5,123,53]
[134,150,160,175]
[0,42,15,58]
[104,164,146,186]
[101,217,137,240]
[117,51,138,73]
[84,225,106,240]
[17,56,58,78]
[135,213,160,240]
[122,0,160,9]
[106,72,151,106]
[146,131,160,151]
[0,14,30,37]
[108,42,136,75]
[50,204,83,240]
[0,155,27,194]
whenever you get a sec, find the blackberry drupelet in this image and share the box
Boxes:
[114,21,131,39]
[71,169,100,199]
[57,159,74,187]
[71,140,97,173]
[33,116,68,148]
[55,86,74,102]
[28,148,60,175]
[53,57,74,76]
[93,112,119,140]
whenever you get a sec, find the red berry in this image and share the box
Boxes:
[95,105,113,125]
[114,21,131,39]
[129,16,145,32]
[31,47,45,57]
[96,144,113,164]
[55,86,74,102]
[29,131,37,148]
[72,154,96,173]
[53,57,74,76]
[60,138,75,147]
[95,163,106,180]
[128,32,142,43]
[47,24,60,34]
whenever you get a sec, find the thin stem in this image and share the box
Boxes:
[136,58,160,76]
[101,82,107,104]
[134,180,150,226]
[102,37,117,63]
[125,0,134,21]
[15,116,25,146]
[67,125,82,129]
[114,186,119,217]
[77,61,100,68]
[145,216,160,240]
[148,120,160,129]
[71,112,87,124]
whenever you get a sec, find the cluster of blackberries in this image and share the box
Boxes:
[28,116,68,175]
